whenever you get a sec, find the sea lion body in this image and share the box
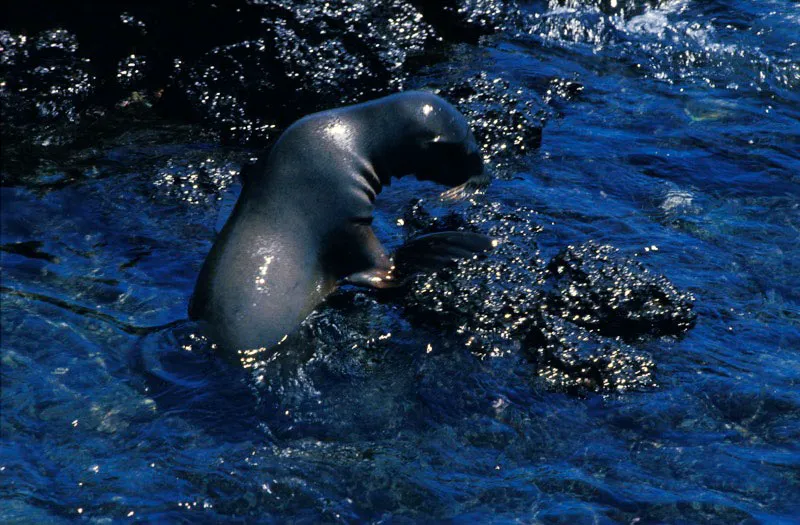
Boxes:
[190,91,484,352]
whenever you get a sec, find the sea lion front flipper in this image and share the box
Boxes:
[392,231,494,278]
[345,231,494,291]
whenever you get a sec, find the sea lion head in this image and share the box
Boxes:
[388,91,487,197]
[408,92,484,184]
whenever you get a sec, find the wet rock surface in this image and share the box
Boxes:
[0,29,94,126]
[399,199,692,393]
[410,0,524,42]
[165,0,443,144]
[0,29,99,177]
[522,314,656,393]
[545,242,697,340]
[1,0,526,155]
[433,72,547,174]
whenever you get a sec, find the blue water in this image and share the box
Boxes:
[2,1,799,522]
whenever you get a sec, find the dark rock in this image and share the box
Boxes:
[434,72,546,174]
[525,8,618,47]
[401,200,548,348]
[522,313,656,394]
[397,200,692,393]
[152,156,241,206]
[0,29,95,126]
[115,53,150,91]
[549,0,665,18]
[163,40,284,145]
[543,78,585,105]
[544,242,697,340]
[410,0,524,42]
[164,0,440,144]
[0,29,102,178]
[2,0,543,151]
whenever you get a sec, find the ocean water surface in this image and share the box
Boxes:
[2,0,799,522]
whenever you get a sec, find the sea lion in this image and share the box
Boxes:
[189,91,490,353]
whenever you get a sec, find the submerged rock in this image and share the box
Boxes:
[399,200,694,393]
